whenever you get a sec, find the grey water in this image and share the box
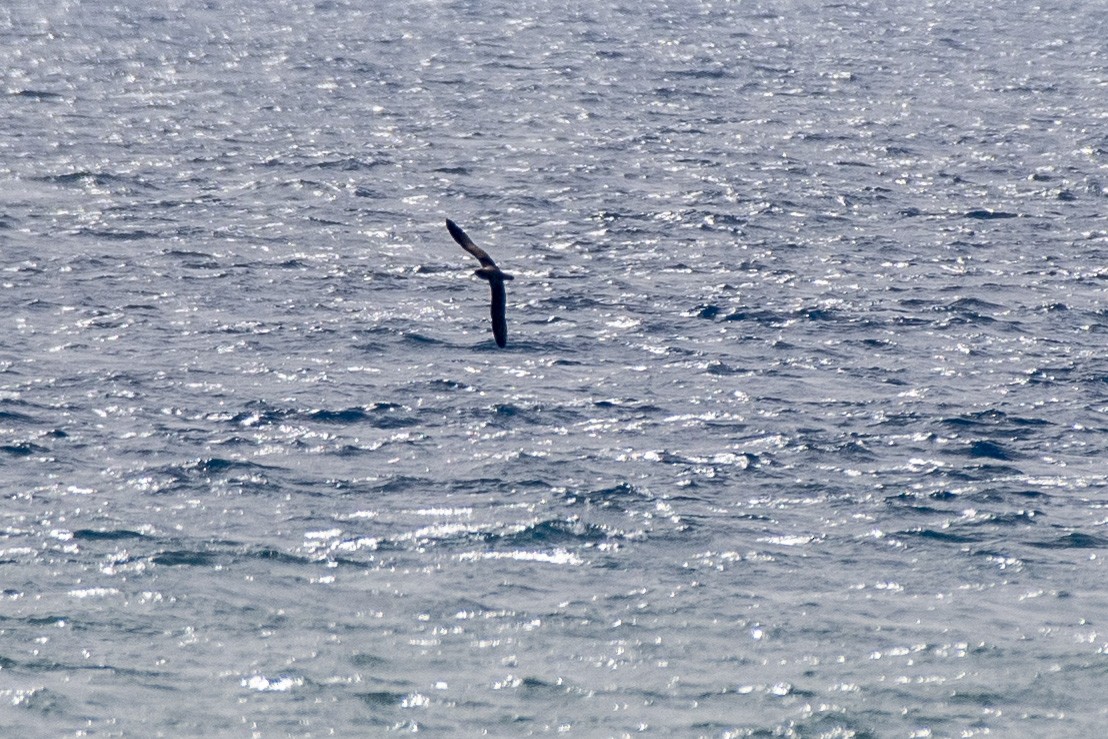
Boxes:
[2,0,1107,735]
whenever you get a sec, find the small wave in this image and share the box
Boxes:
[226,410,283,428]
[12,89,64,100]
[1,441,48,457]
[495,518,613,547]
[71,529,146,541]
[900,528,982,543]
[954,440,1020,461]
[304,407,371,424]
[242,674,303,692]
[944,297,1006,313]
[402,332,446,345]
[310,156,388,171]
[691,304,723,319]
[356,690,409,707]
[151,550,222,567]
[964,209,1019,219]
[186,457,241,474]
[456,549,584,566]
[1028,532,1108,549]
[68,587,120,599]
[562,481,648,511]
[73,228,161,242]
[941,410,1051,429]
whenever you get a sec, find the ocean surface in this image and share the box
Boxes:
[2,0,1107,735]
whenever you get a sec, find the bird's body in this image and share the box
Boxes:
[445,219,513,348]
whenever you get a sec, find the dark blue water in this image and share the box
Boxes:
[2,0,1107,734]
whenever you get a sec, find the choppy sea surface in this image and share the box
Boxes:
[2,0,1108,735]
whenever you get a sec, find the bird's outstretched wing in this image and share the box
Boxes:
[489,279,508,348]
[446,218,499,270]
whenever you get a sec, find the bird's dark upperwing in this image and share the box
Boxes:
[488,275,508,348]
[446,218,498,270]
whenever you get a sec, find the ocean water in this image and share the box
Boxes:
[2,0,1107,734]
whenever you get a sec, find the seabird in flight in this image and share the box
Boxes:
[445,218,513,348]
